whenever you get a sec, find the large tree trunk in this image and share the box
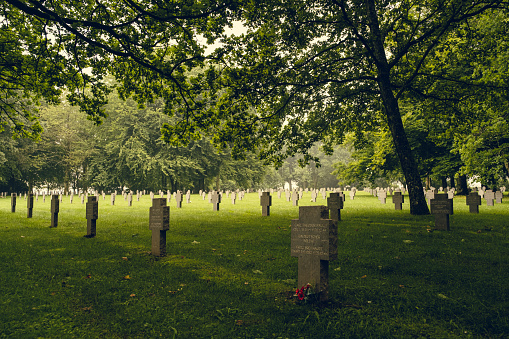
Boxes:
[366,0,429,215]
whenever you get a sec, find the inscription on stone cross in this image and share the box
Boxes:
[327,193,343,221]
[149,198,170,256]
[50,194,59,228]
[466,192,481,213]
[291,206,337,301]
[260,192,272,216]
[85,196,98,238]
[11,193,16,213]
[430,194,453,231]
[211,191,221,211]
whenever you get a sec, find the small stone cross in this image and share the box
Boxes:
[260,192,272,216]
[466,192,481,213]
[392,191,404,210]
[149,198,169,256]
[211,191,221,211]
[430,194,453,231]
[327,192,343,221]
[50,195,59,228]
[85,196,99,237]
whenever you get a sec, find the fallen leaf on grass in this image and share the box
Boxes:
[403,240,413,243]
[82,306,93,312]
[252,270,263,274]
[129,294,136,297]
[192,240,200,244]
[123,275,131,280]
[84,274,92,279]
[122,257,128,261]
[360,275,367,279]
[235,320,244,326]
[244,281,249,285]
[399,285,405,288]
[437,293,448,299]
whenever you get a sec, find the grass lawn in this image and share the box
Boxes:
[0,191,508,338]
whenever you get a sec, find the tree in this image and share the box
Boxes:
[4,1,508,214]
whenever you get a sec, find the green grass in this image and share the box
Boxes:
[0,191,508,338]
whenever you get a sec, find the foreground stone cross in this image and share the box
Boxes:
[211,191,221,211]
[291,206,338,302]
[85,196,99,237]
[11,193,16,213]
[260,192,272,216]
[327,193,343,221]
[50,194,59,228]
[392,191,404,210]
[430,194,453,231]
[466,192,481,213]
[149,198,169,256]
[27,193,34,218]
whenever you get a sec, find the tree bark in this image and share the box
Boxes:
[365,0,429,215]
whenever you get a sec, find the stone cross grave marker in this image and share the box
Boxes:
[327,192,343,222]
[175,191,183,208]
[311,190,317,203]
[149,198,169,256]
[291,206,338,302]
[425,189,435,205]
[85,196,98,237]
[50,194,59,228]
[260,192,272,216]
[278,189,282,199]
[466,191,481,213]
[186,190,191,203]
[27,193,34,218]
[495,191,503,204]
[285,190,290,202]
[70,192,74,204]
[208,191,212,203]
[202,192,206,200]
[392,191,404,210]
[430,194,453,231]
[211,191,221,211]
[11,193,16,213]
[81,194,85,204]
[111,193,115,206]
[231,191,236,205]
[484,190,495,206]
[349,190,355,200]
[128,192,133,206]
[292,190,299,206]
[378,189,387,204]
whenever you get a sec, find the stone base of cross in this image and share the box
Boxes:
[291,206,337,302]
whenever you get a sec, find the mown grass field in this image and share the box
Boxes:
[0,191,507,338]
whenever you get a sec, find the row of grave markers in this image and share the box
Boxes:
[6,188,506,303]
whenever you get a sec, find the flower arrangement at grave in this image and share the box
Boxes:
[294,284,315,303]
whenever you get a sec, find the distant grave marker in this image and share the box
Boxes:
[484,190,495,206]
[27,193,34,218]
[378,190,387,204]
[392,191,404,210]
[327,193,343,221]
[175,191,183,208]
[466,192,481,213]
[231,192,236,204]
[260,192,272,216]
[111,193,115,206]
[11,193,16,213]
[495,191,503,204]
[149,198,169,256]
[85,196,98,237]
[430,194,453,231]
[211,191,221,211]
[128,192,133,206]
[311,190,317,203]
[186,190,191,203]
[292,191,299,206]
[50,195,59,228]
[291,206,338,302]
